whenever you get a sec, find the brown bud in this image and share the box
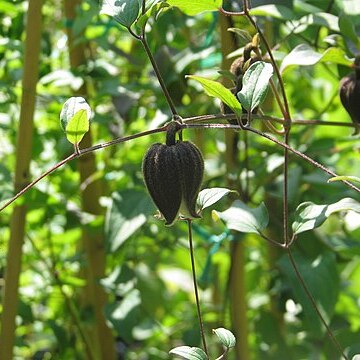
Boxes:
[339,58,360,135]
[142,122,204,226]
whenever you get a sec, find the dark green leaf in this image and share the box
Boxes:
[237,61,273,112]
[278,251,340,335]
[105,190,155,251]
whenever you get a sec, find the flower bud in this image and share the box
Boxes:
[142,122,204,226]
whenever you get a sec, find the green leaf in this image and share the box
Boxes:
[327,175,360,184]
[336,0,360,16]
[167,0,221,15]
[105,190,155,252]
[101,0,140,28]
[280,44,353,73]
[136,2,169,29]
[169,346,208,360]
[60,97,91,145]
[249,4,294,20]
[278,251,339,335]
[186,75,242,117]
[197,188,235,211]
[227,28,252,43]
[292,198,360,235]
[339,13,360,49]
[215,200,269,235]
[213,327,236,348]
[237,61,273,112]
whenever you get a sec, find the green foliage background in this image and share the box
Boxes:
[0,0,360,359]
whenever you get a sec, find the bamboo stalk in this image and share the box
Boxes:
[219,13,251,360]
[0,1,44,359]
[63,1,116,359]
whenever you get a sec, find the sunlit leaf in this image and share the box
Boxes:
[292,198,360,235]
[167,0,221,15]
[169,346,208,360]
[197,187,235,211]
[60,97,91,145]
[187,75,242,116]
[213,327,236,348]
[215,200,269,234]
[280,44,353,73]
[249,4,294,20]
[100,0,140,28]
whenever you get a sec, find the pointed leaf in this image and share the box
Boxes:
[237,61,273,112]
[280,44,353,73]
[215,200,269,234]
[327,175,360,184]
[105,190,155,251]
[136,2,169,29]
[187,75,242,117]
[101,0,140,28]
[167,0,221,15]
[249,4,294,20]
[292,198,360,235]
[169,346,208,360]
[197,188,235,211]
[60,97,91,145]
[213,327,236,348]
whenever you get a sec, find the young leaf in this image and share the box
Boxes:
[136,2,169,29]
[214,200,269,235]
[60,97,91,146]
[197,188,235,211]
[167,0,222,16]
[213,327,236,348]
[100,0,140,28]
[327,175,360,184]
[169,346,208,360]
[237,61,273,112]
[186,75,242,116]
[292,198,360,235]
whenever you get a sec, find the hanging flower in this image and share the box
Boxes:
[142,121,204,226]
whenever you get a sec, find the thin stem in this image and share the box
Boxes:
[258,231,285,248]
[283,130,290,246]
[0,153,77,212]
[0,126,166,213]
[139,35,178,116]
[187,219,209,357]
[286,248,348,360]
[2,121,359,215]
